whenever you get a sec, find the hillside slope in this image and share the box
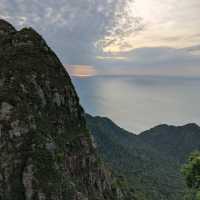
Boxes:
[86,114,200,200]
[140,123,200,163]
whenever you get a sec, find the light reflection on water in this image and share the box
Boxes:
[72,75,200,134]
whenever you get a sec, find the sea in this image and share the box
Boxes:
[72,75,200,134]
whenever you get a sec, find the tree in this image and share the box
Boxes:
[182,151,200,200]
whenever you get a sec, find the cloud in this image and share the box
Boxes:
[65,65,97,77]
[102,0,200,52]
[0,0,199,77]
[0,0,142,64]
[96,0,145,52]
[94,46,200,77]
[183,45,200,55]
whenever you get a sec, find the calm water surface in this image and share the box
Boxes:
[72,75,200,134]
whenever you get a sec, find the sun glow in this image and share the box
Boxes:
[99,0,200,53]
[65,65,97,78]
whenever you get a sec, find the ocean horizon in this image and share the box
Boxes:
[72,75,200,134]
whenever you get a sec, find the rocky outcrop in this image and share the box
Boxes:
[0,19,131,200]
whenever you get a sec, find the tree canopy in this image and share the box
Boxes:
[182,151,200,200]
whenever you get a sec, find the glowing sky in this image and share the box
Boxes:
[65,65,97,77]
[102,0,200,52]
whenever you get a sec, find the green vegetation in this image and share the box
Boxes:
[182,151,200,200]
[0,19,133,200]
[86,114,200,200]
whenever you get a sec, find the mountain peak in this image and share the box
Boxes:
[14,27,48,48]
[0,19,16,34]
[142,123,200,134]
[182,123,200,129]
[0,20,49,51]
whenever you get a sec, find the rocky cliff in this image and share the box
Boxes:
[0,19,132,200]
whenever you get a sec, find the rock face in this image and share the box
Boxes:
[0,19,130,200]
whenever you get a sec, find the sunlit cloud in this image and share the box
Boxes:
[96,0,144,52]
[94,46,200,77]
[100,0,200,52]
[65,65,97,78]
[96,56,127,60]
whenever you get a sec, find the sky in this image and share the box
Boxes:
[0,0,200,77]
